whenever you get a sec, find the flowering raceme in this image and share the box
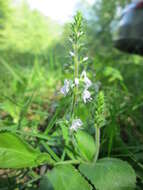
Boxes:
[59,12,95,133]
[60,71,93,104]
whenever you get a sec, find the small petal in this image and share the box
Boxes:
[81,70,87,78]
[70,119,83,131]
[84,76,92,89]
[69,51,75,57]
[60,79,70,96]
[82,89,92,103]
[77,31,84,37]
[83,57,88,62]
[81,70,92,88]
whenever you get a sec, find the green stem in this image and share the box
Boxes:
[55,159,83,166]
[41,141,60,162]
[61,149,66,161]
[94,127,100,162]
[74,44,79,79]
[71,44,79,116]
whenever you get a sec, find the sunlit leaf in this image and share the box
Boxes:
[79,158,136,190]
[39,164,92,190]
[0,132,53,168]
[75,130,95,161]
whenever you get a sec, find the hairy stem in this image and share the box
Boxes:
[94,127,100,162]
[71,44,79,115]
[74,44,79,79]
[54,159,84,166]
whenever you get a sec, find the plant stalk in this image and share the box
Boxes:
[55,159,83,166]
[94,127,100,162]
[71,43,79,115]
[41,141,60,162]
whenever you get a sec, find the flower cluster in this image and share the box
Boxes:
[60,69,93,132]
[60,70,93,104]
[70,119,83,131]
[81,70,92,103]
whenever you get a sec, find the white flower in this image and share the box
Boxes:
[70,119,83,131]
[84,76,92,89]
[69,51,75,57]
[83,57,88,62]
[75,78,79,86]
[82,89,92,103]
[81,70,92,89]
[60,79,70,96]
[81,70,86,78]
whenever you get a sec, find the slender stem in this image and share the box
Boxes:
[94,127,100,162]
[61,149,66,161]
[74,44,79,79]
[54,159,83,166]
[22,169,41,188]
[41,141,60,162]
[71,44,79,116]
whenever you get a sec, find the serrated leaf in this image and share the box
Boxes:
[79,158,136,190]
[75,130,95,161]
[0,132,53,168]
[39,164,92,190]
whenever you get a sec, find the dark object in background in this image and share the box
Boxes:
[114,1,143,55]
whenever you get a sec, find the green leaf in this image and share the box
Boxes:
[60,123,69,146]
[0,132,53,168]
[104,67,123,82]
[75,130,96,161]
[39,164,92,190]
[39,176,54,190]
[79,158,136,190]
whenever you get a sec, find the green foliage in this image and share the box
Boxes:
[1,100,21,123]
[95,91,106,128]
[79,158,136,190]
[0,1,142,189]
[0,132,53,168]
[0,1,60,54]
[86,0,131,57]
[40,164,92,190]
[0,0,10,26]
[75,130,96,161]
[104,66,123,82]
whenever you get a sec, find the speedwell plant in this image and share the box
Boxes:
[0,12,136,190]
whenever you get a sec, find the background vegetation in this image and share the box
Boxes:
[0,0,143,189]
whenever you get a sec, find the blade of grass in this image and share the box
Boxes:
[0,58,24,84]
[41,141,60,162]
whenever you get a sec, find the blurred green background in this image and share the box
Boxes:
[0,0,143,188]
